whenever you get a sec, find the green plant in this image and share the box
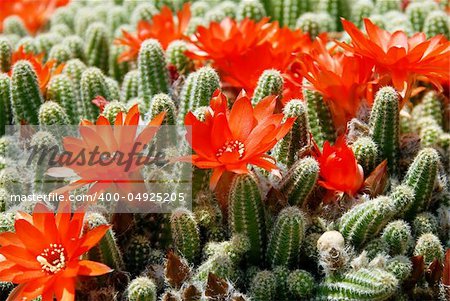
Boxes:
[3,16,28,37]
[48,44,72,66]
[38,101,69,126]
[250,270,277,301]
[269,0,312,28]
[46,74,80,124]
[125,234,153,275]
[381,220,413,256]
[423,10,450,39]
[85,22,110,72]
[102,100,127,124]
[412,212,439,237]
[318,0,350,31]
[386,255,412,282]
[252,69,283,105]
[126,277,157,301]
[287,269,315,298]
[165,40,194,75]
[236,0,266,21]
[109,44,130,83]
[170,208,201,264]
[80,67,110,120]
[0,38,12,73]
[351,136,380,174]
[413,233,444,265]
[351,0,374,29]
[0,74,11,135]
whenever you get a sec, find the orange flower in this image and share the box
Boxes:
[340,18,450,98]
[115,4,191,62]
[295,36,374,129]
[314,136,364,196]
[0,202,111,301]
[49,105,165,196]
[184,90,296,189]
[186,18,311,93]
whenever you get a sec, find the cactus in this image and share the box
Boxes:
[126,277,157,301]
[149,93,176,125]
[105,77,121,100]
[165,40,194,75]
[74,10,97,38]
[420,124,442,148]
[121,70,139,102]
[102,100,127,124]
[50,6,75,29]
[0,168,21,195]
[51,23,72,37]
[316,268,398,300]
[386,255,412,282]
[250,270,277,301]
[63,59,87,101]
[384,11,414,36]
[287,269,315,299]
[252,69,284,105]
[177,67,220,124]
[381,220,413,256]
[405,1,438,32]
[84,212,125,271]
[34,33,62,60]
[125,234,153,275]
[413,233,444,265]
[0,211,15,233]
[46,74,81,124]
[0,74,12,135]
[191,1,209,17]
[29,131,59,193]
[85,22,109,72]
[277,157,319,206]
[365,238,389,260]
[374,0,401,14]
[130,3,158,26]
[3,16,28,37]
[138,39,170,107]
[402,148,439,218]
[236,0,266,21]
[109,44,130,83]
[80,67,110,120]
[106,6,128,35]
[15,37,37,55]
[48,44,72,66]
[423,10,450,39]
[351,136,380,174]
[269,0,312,28]
[10,60,44,124]
[351,0,374,29]
[194,253,238,282]
[0,38,12,73]
[296,13,323,38]
[412,212,439,237]
[170,208,201,264]
[217,1,237,19]
[38,101,70,126]
[369,86,400,174]
[266,207,306,268]
[421,90,444,128]
[318,0,350,31]
[62,35,86,61]
[228,174,266,264]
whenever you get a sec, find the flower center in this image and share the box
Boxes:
[37,244,67,274]
[216,140,245,159]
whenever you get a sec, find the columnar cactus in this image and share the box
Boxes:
[374,0,401,14]
[149,93,176,125]
[405,1,438,32]
[125,234,153,275]
[266,206,306,268]
[351,136,380,174]
[228,174,266,264]
[51,23,72,37]
[48,44,72,66]
[84,212,125,271]
[75,11,97,37]
[412,212,439,237]
[381,220,413,256]
[62,35,86,61]
[351,0,374,29]
[34,33,61,60]
[109,44,130,83]
[3,16,28,37]
[218,1,237,19]
[316,268,398,300]
[421,90,443,127]
[138,39,170,106]
[170,208,201,264]
[106,6,128,35]
[318,0,350,31]
[272,100,310,167]
[38,101,69,126]
[303,84,336,148]
[105,77,121,100]
[277,157,319,206]
[269,0,312,28]
[250,270,277,301]
[29,131,58,194]
[165,40,194,75]
[126,277,157,301]
[287,269,315,299]
[402,148,439,218]
[16,37,37,55]
[50,6,75,29]
[121,70,140,102]
[369,86,400,174]
[0,38,12,73]
[85,22,109,72]
[10,60,44,124]
[386,255,412,282]
[413,233,444,265]
[0,75,11,135]
[252,69,284,105]
[102,100,127,124]
[130,3,158,26]
[236,0,266,22]
[46,74,80,124]
[296,13,323,38]
[423,10,450,39]
[63,59,87,101]
[80,67,110,120]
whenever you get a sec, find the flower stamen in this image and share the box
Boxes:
[216,140,245,159]
[37,244,66,274]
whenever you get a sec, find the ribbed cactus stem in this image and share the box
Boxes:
[63,59,87,102]
[48,44,72,66]
[130,3,158,26]
[11,60,44,124]
[38,101,69,126]
[170,208,201,264]
[3,16,28,37]
[16,37,37,55]
[369,86,400,174]
[46,74,80,124]
[30,131,58,194]
[421,90,444,128]
[405,1,438,32]
[386,255,412,282]
[351,0,374,29]
[413,233,444,265]
[270,0,312,28]
[252,69,283,105]
[121,70,139,102]
[423,10,450,39]
[250,270,277,301]
[266,207,306,268]
[318,0,350,31]
[412,212,439,237]
[106,6,128,35]
[80,67,110,120]
[149,93,176,125]
[296,13,323,38]
[0,38,12,73]
[109,44,130,83]
[381,220,413,256]
[138,39,170,106]
[62,35,86,61]
[102,100,127,124]
[236,0,266,21]
[287,269,315,299]
[273,100,310,167]
[105,77,120,101]
[126,277,157,301]
[51,23,72,37]
[34,33,61,60]
[277,157,319,207]
[125,234,152,275]
[402,148,439,218]
[165,40,194,75]
[0,75,12,135]
[374,0,401,14]
[84,212,125,271]
[85,22,110,72]
[351,136,380,174]
[228,174,266,264]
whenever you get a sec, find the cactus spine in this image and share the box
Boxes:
[38,101,69,126]
[412,212,439,237]
[287,269,315,299]
[109,44,130,83]
[351,136,380,174]
[170,208,201,264]
[80,67,110,120]
[277,157,319,207]
[406,1,438,32]
[125,234,152,275]
[296,13,323,38]
[252,69,284,105]
[149,93,176,125]
[46,74,80,124]
[228,174,266,264]
[3,16,28,37]
[351,0,374,29]
[63,59,87,101]
[381,220,413,256]
[165,40,194,75]
[0,38,12,73]
[0,75,11,135]
[48,44,72,66]
[62,35,86,61]
[10,60,43,124]
[126,277,157,301]
[250,270,277,301]
[102,100,127,124]
[85,22,109,72]
[421,90,443,128]
[266,207,306,268]
[374,0,401,14]
[121,70,139,102]
[369,86,400,174]
[423,10,450,39]
[413,233,444,265]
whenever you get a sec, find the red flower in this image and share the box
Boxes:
[340,18,450,99]
[185,90,295,189]
[295,36,374,129]
[314,136,364,196]
[186,18,311,94]
[0,202,111,301]
[115,4,191,62]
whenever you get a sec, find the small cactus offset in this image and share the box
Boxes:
[149,93,176,125]
[412,212,439,237]
[84,22,110,72]
[236,0,266,22]
[80,67,111,120]
[125,234,153,275]
[296,13,324,38]
[165,40,194,75]
[62,35,86,61]
[386,255,413,282]
[46,74,80,124]
[287,269,315,299]
[252,69,284,105]
[249,270,277,301]
[138,39,170,106]
[277,157,319,207]
[369,86,400,174]
[170,208,201,264]
[63,58,87,100]
[374,0,401,14]
[228,174,266,265]
[381,220,413,256]
[102,100,127,124]
[48,44,72,66]
[266,206,306,268]
[29,131,59,193]
[121,70,140,102]
[423,10,450,39]
[272,99,310,167]
[413,233,444,265]
[10,60,44,124]
[84,212,125,271]
[0,38,12,73]
[351,136,380,174]
[105,77,121,101]
[126,277,157,301]
[38,101,70,126]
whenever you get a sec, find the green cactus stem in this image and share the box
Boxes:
[170,208,201,264]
